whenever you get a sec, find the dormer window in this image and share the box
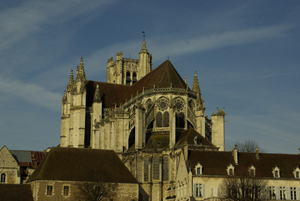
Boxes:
[227,164,235,176]
[249,165,256,177]
[293,167,300,179]
[194,136,202,145]
[272,166,280,178]
[195,163,203,175]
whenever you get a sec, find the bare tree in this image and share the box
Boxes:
[219,171,268,201]
[236,140,265,153]
[75,181,117,201]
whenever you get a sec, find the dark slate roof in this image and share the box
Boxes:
[145,134,170,149]
[176,128,216,147]
[189,151,235,175]
[189,150,300,178]
[86,60,188,108]
[9,150,46,168]
[27,147,138,184]
[0,184,33,201]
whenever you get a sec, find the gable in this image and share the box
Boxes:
[0,146,19,168]
[85,60,188,108]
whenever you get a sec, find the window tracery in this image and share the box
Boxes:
[157,98,169,111]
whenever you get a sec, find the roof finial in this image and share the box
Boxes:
[192,71,200,94]
[142,31,146,42]
[185,74,187,84]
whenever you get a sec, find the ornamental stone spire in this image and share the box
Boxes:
[192,71,201,94]
[76,56,86,82]
[93,85,102,103]
[67,70,74,91]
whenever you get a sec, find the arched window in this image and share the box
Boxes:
[144,157,149,182]
[126,71,131,85]
[128,128,135,149]
[153,157,160,180]
[176,112,185,128]
[163,157,169,181]
[156,112,162,127]
[132,72,137,84]
[1,173,6,183]
[163,112,169,127]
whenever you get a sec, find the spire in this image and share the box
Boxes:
[93,85,102,103]
[192,71,201,94]
[140,41,148,53]
[76,57,86,82]
[67,70,74,91]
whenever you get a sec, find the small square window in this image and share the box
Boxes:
[47,185,53,196]
[63,186,69,196]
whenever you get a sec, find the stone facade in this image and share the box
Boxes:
[0,145,46,184]
[58,41,227,200]
[30,180,138,201]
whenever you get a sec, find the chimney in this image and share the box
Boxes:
[256,146,260,160]
[232,144,238,165]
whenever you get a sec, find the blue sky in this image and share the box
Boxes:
[0,0,299,153]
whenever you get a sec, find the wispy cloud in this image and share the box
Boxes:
[0,0,116,51]
[0,76,61,111]
[148,24,293,61]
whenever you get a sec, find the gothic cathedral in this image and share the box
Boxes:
[60,41,225,200]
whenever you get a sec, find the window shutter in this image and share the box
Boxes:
[203,184,206,198]
[286,186,290,200]
[193,184,196,197]
[276,186,279,200]
[297,187,300,200]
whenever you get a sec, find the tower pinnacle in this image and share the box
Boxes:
[192,71,201,94]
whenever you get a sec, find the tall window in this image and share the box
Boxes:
[162,157,169,181]
[63,186,69,196]
[144,157,149,182]
[176,112,185,128]
[291,187,297,200]
[296,171,299,178]
[47,185,53,196]
[153,157,160,180]
[132,72,137,84]
[0,173,5,183]
[280,187,286,200]
[126,71,131,85]
[163,112,169,127]
[275,170,279,178]
[156,112,162,127]
[194,184,203,197]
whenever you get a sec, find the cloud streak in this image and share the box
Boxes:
[0,76,61,111]
[0,0,116,52]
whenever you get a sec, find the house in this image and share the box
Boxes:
[176,146,300,200]
[0,145,46,184]
[27,147,139,201]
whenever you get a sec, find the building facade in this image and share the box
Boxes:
[0,145,46,184]
[58,41,300,201]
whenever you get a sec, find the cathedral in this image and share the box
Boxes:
[1,40,300,201]
[59,41,226,200]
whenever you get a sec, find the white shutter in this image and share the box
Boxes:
[193,184,196,197]
[276,186,280,200]
[297,187,300,200]
[203,184,206,198]
[286,186,290,200]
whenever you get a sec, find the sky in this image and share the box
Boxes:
[0,0,299,154]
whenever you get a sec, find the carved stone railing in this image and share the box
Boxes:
[122,88,197,109]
